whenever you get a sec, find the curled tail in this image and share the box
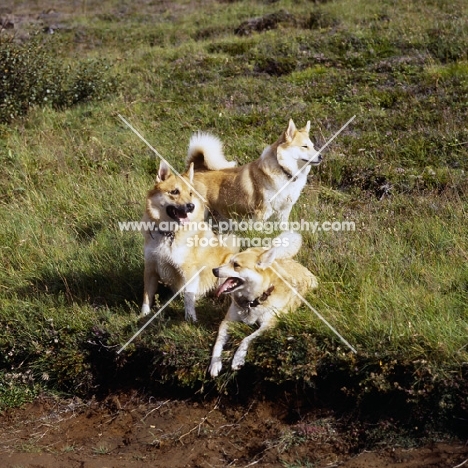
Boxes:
[187,132,237,171]
[257,231,303,270]
[272,231,303,260]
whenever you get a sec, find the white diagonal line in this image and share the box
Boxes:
[269,115,356,203]
[269,265,357,354]
[117,266,206,354]
[117,114,208,203]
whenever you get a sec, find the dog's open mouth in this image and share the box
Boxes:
[166,205,191,225]
[216,277,244,297]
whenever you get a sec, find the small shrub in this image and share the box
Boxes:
[57,59,119,108]
[0,34,118,124]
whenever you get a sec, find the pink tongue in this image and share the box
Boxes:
[179,214,190,225]
[216,278,237,297]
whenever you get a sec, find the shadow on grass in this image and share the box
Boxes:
[14,239,231,321]
[16,264,144,309]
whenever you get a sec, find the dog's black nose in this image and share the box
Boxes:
[186,203,195,213]
[212,267,219,277]
[317,154,323,162]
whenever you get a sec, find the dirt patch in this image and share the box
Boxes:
[0,393,467,468]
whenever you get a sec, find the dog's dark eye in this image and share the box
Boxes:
[233,262,240,269]
[302,145,309,149]
[169,189,180,195]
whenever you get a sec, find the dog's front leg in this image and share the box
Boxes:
[184,276,200,321]
[231,321,272,371]
[142,266,159,316]
[209,319,230,378]
[184,292,197,322]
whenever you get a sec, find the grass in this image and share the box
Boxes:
[60,445,77,453]
[0,0,467,436]
[92,444,111,455]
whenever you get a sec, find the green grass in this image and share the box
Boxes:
[0,0,467,434]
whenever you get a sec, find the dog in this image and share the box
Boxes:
[209,231,318,377]
[141,160,238,321]
[187,119,322,222]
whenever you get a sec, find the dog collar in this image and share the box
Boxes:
[234,285,275,310]
[279,166,298,182]
[149,227,175,244]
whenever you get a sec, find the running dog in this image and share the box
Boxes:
[187,120,321,222]
[141,161,238,321]
[209,231,318,377]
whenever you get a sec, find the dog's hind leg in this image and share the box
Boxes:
[277,204,293,223]
[253,206,271,222]
[142,266,159,315]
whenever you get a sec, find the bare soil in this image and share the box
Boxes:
[1,393,467,468]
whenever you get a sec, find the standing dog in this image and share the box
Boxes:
[209,231,318,377]
[187,120,321,222]
[141,161,238,321]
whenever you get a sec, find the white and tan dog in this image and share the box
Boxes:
[187,120,321,222]
[141,161,238,321]
[209,231,318,377]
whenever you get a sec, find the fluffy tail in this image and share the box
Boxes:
[187,132,237,171]
[272,231,302,259]
[257,231,302,269]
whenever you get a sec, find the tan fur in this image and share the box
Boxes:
[187,120,322,222]
[209,232,318,377]
[141,161,238,321]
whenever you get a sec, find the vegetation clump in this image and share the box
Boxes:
[0,35,118,124]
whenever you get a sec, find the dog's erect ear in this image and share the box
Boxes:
[285,119,297,143]
[157,160,172,182]
[303,121,311,133]
[220,252,234,266]
[187,162,194,183]
[257,247,277,270]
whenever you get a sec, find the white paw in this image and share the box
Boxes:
[209,359,222,378]
[231,350,246,370]
[185,310,197,322]
[141,304,151,316]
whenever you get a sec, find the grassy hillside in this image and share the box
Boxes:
[0,0,467,435]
